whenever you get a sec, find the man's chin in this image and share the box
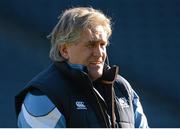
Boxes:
[88,68,103,80]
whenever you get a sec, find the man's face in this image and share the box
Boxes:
[60,25,108,80]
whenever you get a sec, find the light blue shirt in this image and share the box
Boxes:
[18,64,149,128]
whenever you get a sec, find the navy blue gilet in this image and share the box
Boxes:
[15,61,135,128]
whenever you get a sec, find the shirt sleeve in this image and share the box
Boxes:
[132,91,149,128]
[17,89,66,128]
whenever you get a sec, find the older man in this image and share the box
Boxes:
[15,7,149,128]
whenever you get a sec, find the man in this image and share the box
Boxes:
[15,7,149,128]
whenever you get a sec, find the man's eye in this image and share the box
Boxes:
[100,43,105,46]
[100,42,108,47]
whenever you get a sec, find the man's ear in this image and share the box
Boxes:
[58,44,69,59]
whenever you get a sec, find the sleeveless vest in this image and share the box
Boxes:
[15,61,135,128]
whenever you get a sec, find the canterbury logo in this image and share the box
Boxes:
[75,101,87,110]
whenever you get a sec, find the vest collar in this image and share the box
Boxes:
[54,61,119,83]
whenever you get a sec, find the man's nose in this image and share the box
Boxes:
[93,45,103,57]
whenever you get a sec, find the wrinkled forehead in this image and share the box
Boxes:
[83,25,108,42]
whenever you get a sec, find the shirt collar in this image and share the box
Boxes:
[67,62,88,73]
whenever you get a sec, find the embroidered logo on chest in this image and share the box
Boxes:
[75,101,87,110]
[118,97,129,108]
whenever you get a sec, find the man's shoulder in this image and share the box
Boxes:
[115,75,134,98]
[29,63,60,82]
[26,63,65,88]
[116,75,132,88]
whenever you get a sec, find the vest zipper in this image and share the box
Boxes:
[82,72,110,127]
[93,90,109,128]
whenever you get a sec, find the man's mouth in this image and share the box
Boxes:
[90,61,102,64]
[89,61,103,66]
